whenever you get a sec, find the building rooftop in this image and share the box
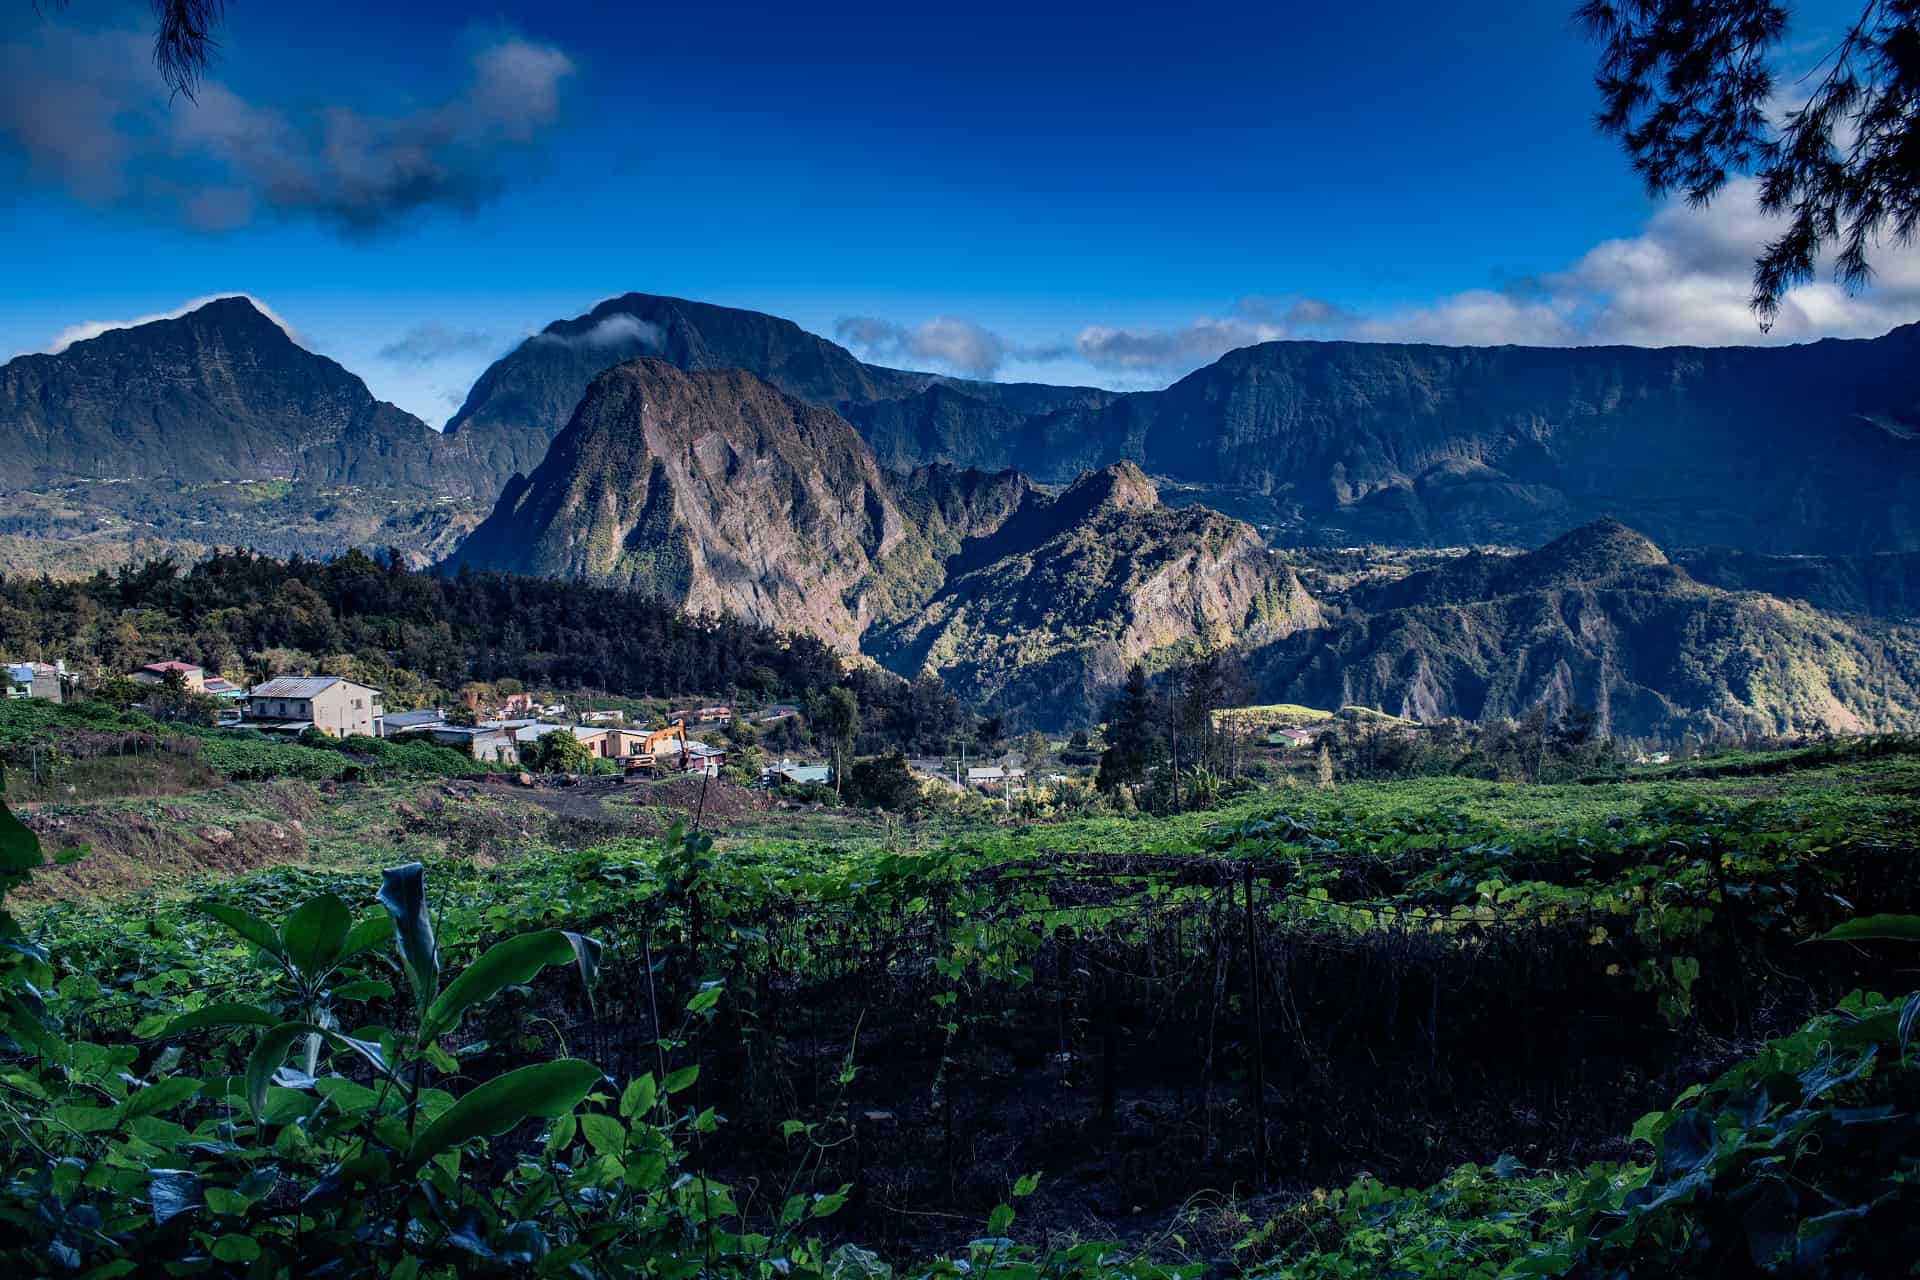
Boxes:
[506,722,569,740]
[770,762,831,784]
[139,660,204,675]
[251,676,350,699]
[383,709,447,730]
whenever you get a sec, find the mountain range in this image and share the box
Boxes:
[446,359,1319,726]
[5,291,1920,732]
[1252,520,1920,739]
[0,297,498,563]
[446,292,1920,555]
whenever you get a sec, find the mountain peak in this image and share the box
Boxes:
[1058,461,1159,516]
[1524,517,1669,582]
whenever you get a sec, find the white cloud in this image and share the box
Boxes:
[1073,297,1350,371]
[1062,180,1920,377]
[44,294,300,353]
[835,314,1070,379]
[530,313,665,350]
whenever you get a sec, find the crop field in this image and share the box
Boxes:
[3,737,1917,1277]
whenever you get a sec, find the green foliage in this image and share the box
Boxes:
[6,746,1920,1277]
[844,751,921,812]
[523,728,600,774]
[1258,993,1920,1278]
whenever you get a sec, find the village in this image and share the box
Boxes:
[4,656,1106,797]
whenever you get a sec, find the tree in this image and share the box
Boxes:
[1581,0,1920,325]
[1097,666,1163,793]
[41,0,225,98]
[845,751,922,813]
[525,730,595,774]
[808,686,860,797]
[808,687,859,758]
[143,669,217,725]
[1016,729,1052,772]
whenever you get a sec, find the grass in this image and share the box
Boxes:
[1,699,504,792]
[1213,703,1336,727]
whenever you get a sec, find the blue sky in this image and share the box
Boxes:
[3,0,1912,425]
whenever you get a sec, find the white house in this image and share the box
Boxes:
[246,676,384,738]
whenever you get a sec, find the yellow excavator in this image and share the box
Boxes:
[626,720,689,777]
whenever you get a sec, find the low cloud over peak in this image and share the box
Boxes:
[835,315,1068,380]
[530,313,666,351]
[0,24,576,235]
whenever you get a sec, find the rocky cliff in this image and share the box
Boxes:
[447,359,935,650]
[443,292,1113,483]
[447,293,1920,556]
[448,364,1311,727]
[1252,521,1920,738]
[0,297,491,493]
[0,297,500,561]
[868,462,1322,727]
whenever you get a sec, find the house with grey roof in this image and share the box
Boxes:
[766,761,832,787]
[423,725,518,764]
[245,676,383,738]
[380,708,448,737]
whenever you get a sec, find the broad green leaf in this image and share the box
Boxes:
[332,978,394,1002]
[987,1203,1015,1235]
[281,894,352,976]
[202,1188,251,1216]
[211,1235,260,1263]
[664,1065,699,1094]
[421,930,578,1041]
[581,1111,626,1156]
[1012,1172,1041,1197]
[246,1025,306,1124]
[315,1076,382,1116]
[339,913,396,964]
[199,902,284,960]
[0,791,43,873]
[1816,914,1920,944]
[114,1076,202,1124]
[246,1023,389,1123]
[687,985,722,1014]
[379,862,439,1008]
[619,1074,656,1119]
[153,1002,278,1038]
[405,1058,601,1173]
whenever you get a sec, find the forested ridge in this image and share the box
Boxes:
[0,550,978,750]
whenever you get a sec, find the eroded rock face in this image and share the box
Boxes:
[446,292,1920,555]
[449,366,1316,728]
[0,296,494,495]
[449,360,930,650]
[442,291,1112,482]
[866,463,1324,728]
[1249,520,1920,738]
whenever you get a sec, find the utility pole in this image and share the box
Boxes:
[1170,716,1180,814]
